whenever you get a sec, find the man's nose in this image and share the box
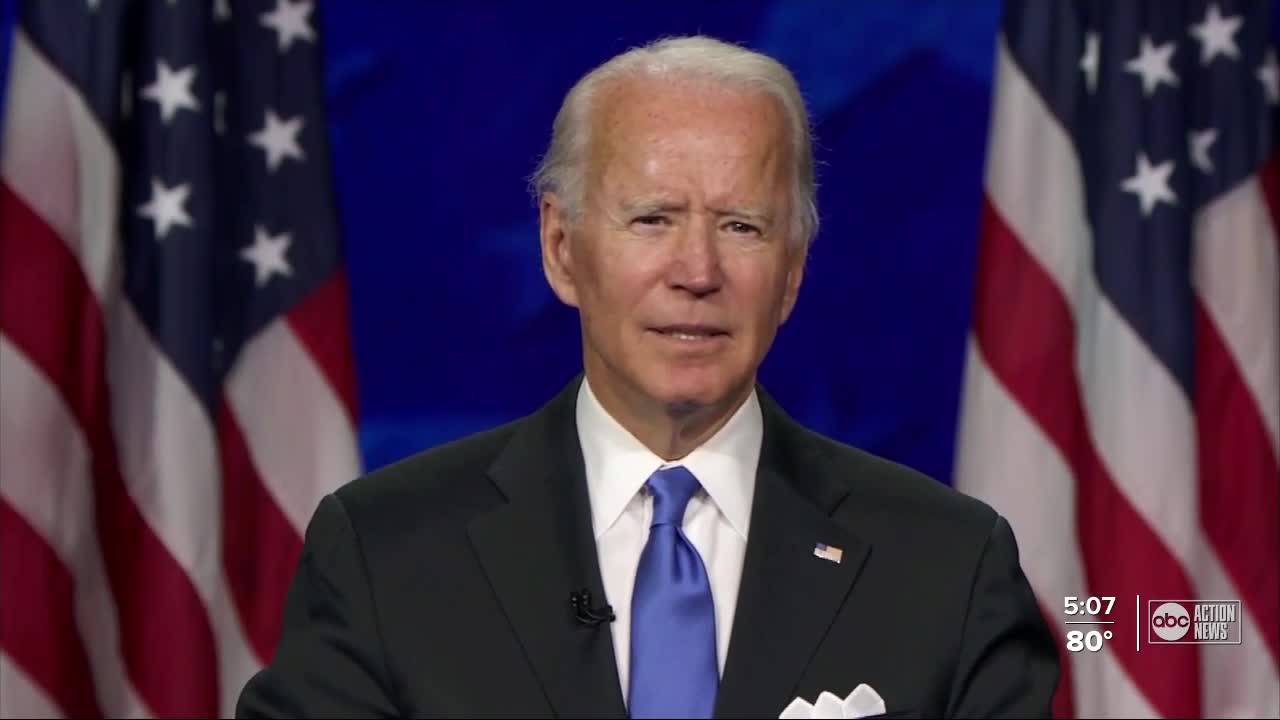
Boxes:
[667,217,722,297]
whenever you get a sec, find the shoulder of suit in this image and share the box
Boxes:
[330,413,525,523]
[785,419,1001,535]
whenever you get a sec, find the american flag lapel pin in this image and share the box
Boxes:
[813,542,843,564]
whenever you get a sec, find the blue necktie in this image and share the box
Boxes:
[628,465,718,719]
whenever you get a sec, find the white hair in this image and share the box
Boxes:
[529,35,820,248]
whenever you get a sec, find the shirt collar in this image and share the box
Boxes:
[576,375,762,541]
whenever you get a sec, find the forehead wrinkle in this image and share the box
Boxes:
[585,75,794,224]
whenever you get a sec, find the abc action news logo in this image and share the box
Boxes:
[1148,600,1242,645]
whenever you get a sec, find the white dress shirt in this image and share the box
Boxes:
[575,377,762,703]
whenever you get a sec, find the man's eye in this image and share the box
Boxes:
[725,221,760,235]
[634,215,668,226]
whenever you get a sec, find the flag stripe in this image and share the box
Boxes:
[1192,177,1280,458]
[108,301,271,719]
[286,271,360,425]
[1191,305,1280,718]
[216,396,304,666]
[954,339,1158,719]
[1193,304,1280,661]
[1261,154,1280,253]
[0,335,148,719]
[227,317,360,536]
[972,197,1200,717]
[0,183,219,717]
[1,652,68,720]
[0,502,102,719]
[0,32,117,303]
[0,31,78,253]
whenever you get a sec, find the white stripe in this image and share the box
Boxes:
[1,32,118,301]
[0,337,149,718]
[226,318,361,534]
[0,653,64,720]
[1192,178,1280,458]
[955,339,1158,719]
[982,37,1278,715]
[106,303,263,717]
[1,30,262,716]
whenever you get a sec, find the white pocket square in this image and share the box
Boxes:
[778,683,886,719]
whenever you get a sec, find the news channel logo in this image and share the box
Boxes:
[1147,599,1242,645]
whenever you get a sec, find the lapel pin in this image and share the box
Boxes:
[813,542,844,564]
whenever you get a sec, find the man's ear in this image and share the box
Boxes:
[540,192,579,308]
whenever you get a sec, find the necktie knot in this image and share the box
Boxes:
[646,465,702,527]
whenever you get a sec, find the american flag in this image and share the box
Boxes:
[955,1,1279,717]
[0,1,362,717]
[812,542,844,564]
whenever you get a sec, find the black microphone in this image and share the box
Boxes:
[569,588,615,626]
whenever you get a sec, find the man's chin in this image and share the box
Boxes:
[649,379,742,418]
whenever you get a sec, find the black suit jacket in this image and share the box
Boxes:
[237,376,1060,718]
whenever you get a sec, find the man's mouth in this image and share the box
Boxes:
[649,324,730,341]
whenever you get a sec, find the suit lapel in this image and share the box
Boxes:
[467,378,627,719]
[714,391,872,719]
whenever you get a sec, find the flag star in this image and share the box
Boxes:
[260,0,316,53]
[213,0,232,21]
[140,60,200,124]
[86,0,99,10]
[1189,4,1243,65]
[1121,152,1177,216]
[1188,128,1218,174]
[137,178,194,240]
[248,109,306,172]
[1125,35,1180,96]
[1080,31,1100,93]
[1259,50,1279,104]
[240,225,294,287]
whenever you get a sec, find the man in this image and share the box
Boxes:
[237,35,1059,719]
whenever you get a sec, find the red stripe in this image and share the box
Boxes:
[1258,152,1280,253]
[1193,302,1280,665]
[972,196,1201,717]
[286,271,359,424]
[217,397,303,664]
[0,183,219,716]
[0,501,103,718]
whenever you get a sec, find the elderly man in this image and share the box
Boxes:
[237,35,1059,719]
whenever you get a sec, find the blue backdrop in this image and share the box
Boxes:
[1,1,1008,484]
[321,1,1003,482]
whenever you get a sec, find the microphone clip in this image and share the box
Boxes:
[569,588,616,627]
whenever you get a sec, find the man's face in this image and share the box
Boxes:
[541,75,806,419]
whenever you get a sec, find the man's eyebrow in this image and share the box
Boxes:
[620,198,773,218]
[620,198,687,214]
[711,206,774,224]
